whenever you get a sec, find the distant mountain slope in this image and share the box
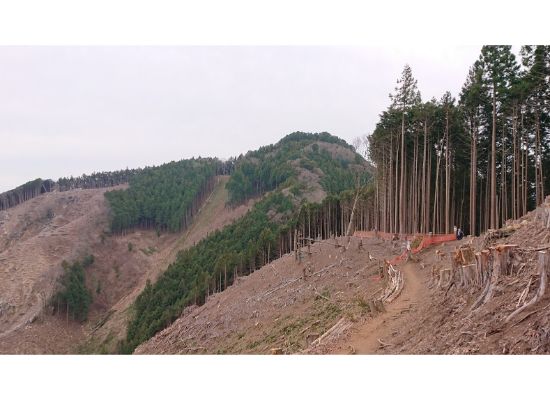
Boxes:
[227,131,371,205]
[104,158,219,234]
[0,169,140,212]
[0,176,252,354]
[120,132,372,353]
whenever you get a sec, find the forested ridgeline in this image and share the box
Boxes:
[226,131,370,204]
[0,169,142,212]
[56,169,141,191]
[0,161,234,213]
[366,45,550,237]
[0,178,54,211]
[58,160,234,192]
[104,158,221,234]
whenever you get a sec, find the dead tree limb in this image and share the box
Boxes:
[516,276,532,308]
[505,251,548,323]
[377,338,393,348]
[344,189,360,250]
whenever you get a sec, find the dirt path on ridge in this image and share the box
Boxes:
[335,260,429,354]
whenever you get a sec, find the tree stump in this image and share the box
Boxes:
[505,250,548,323]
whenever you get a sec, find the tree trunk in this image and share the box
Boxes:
[491,82,497,229]
[399,109,405,233]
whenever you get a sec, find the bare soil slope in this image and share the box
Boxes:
[335,201,550,355]
[0,176,252,354]
[135,236,396,354]
[0,187,122,341]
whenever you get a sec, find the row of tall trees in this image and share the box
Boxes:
[1,160,234,213]
[0,169,141,212]
[367,45,550,236]
[104,158,219,234]
[290,186,376,246]
[57,169,141,191]
[0,178,54,211]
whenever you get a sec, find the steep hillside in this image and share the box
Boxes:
[80,175,253,354]
[364,199,550,355]
[121,132,372,353]
[136,196,550,355]
[135,236,394,355]
[226,131,370,205]
[0,176,253,354]
[1,132,372,354]
[0,186,120,342]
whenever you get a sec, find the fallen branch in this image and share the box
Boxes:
[313,290,331,302]
[377,338,392,347]
[505,251,548,323]
[299,320,321,335]
[311,319,343,346]
[181,346,206,352]
[516,276,532,308]
[256,276,303,300]
[310,262,338,277]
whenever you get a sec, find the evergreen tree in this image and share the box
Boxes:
[478,45,520,229]
[389,65,421,234]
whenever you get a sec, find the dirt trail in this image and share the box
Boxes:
[337,260,429,354]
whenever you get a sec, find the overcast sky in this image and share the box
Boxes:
[0,46,486,192]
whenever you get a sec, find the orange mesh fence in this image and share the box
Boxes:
[353,230,457,265]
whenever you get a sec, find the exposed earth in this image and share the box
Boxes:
[0,176,253,354]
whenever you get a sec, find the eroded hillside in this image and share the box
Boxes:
[135,236,395,354]
[0,176,253,354]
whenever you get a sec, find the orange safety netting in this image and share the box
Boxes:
[353,230,457,265]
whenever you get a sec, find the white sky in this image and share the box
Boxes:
[0,46,486,192]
